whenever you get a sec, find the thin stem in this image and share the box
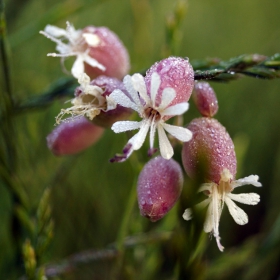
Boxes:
[0,0,13,105]
[31,231,171,279]
[0,1,27,271]
[112,152,143,277]
[193,53,280,82]
[0,0,16,171]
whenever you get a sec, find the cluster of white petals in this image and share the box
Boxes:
[40,22,105,78]
[56,73,116,124]
[110,72,192,162]
[183,168,262,251]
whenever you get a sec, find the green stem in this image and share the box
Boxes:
[0,0,13,105]
[0,1,26,271]
[113,152,143,277]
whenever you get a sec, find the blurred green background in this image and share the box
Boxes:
[1,0,280,279]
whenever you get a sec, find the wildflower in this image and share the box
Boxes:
[55,73,117,125]
[183,168,261,251]
[110,72,193,162]
[40,22,130,79]
[138,156,183,222]
[47,116,104,156]
[181,117,261,251]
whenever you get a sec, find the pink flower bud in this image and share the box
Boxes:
[137,156,183,222]
[83,26,130,80]
[192,82,218,117]
[145,56,194,113]
[47,117,104,156]
[181,117,236,184]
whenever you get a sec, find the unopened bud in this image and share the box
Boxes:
[47,117,104,156]
[192,82,218,117]
[137,156,183,222]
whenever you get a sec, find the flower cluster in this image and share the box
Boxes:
[42,22,262,251]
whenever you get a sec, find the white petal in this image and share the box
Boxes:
[131,74,150,104]
[149,118,157,150]
[162,123,192,142]
[110,89,141,113]
[44,25,67,37]
[40,30,68,53]
[227,193,260,205]
[150,72,161,106]
[157,124,173,159]
[158,88,175,110]
[78,73,90,86]
[128,120,150,150]
[183,209,192,220]
[198,183,215,193]
[211,186,223,234]
[71,56,85,79]
[204,200,214,233]
[111,121,141,133]
[231,175,262,189]
[196,197,211,209]
[161,103,189,116]
[225,197,248,225]
[105,96,117,111]
[85,85,104,97]
[183,197,211,221]
[123,75,142,107]
[82,33,100,47]
[83,54,106,71]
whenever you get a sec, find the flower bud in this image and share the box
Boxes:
[145,56,194,115]
[137,156,183,222]
[47,117,104,156]
[181,117,236,183]
[192,82,218,117]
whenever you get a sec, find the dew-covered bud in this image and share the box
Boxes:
[47,117,104,156]
[182,117,236,183]
[145,56,194,113]
[137,156,183,222]
[83,26,130,80]
[192,82,218,117]
[40,22,130,79]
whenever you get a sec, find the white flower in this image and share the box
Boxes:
[183,168,261,252]
[110,72,192,162]
[40,22,105,78]
[56,73,116,124]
